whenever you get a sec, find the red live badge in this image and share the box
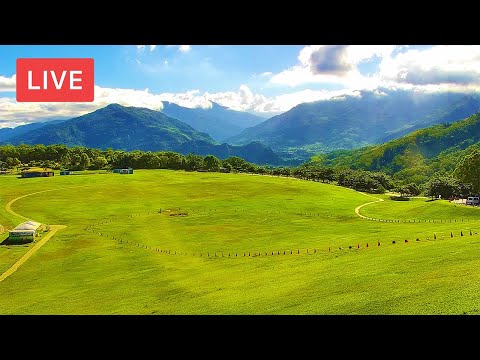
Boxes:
[16,58,94,102]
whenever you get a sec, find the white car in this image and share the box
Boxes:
[466,196,479,205]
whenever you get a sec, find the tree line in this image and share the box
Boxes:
[1,144,479,199]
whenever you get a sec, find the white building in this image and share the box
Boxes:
[8,220,43,243]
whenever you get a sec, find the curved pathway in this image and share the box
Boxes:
[0,189,67,283]
[0,225,66,283]
[354,192,384,220]
[5,189,59,220]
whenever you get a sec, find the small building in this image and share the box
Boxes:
[113,168,133,174]
[8,220,43,243]
[60,170,71,175]
[21,171,54,178]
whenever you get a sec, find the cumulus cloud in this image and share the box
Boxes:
[271,45,480,93]
[204,85,271,112]
[0,86,165,126]
[0,74,16,92]
[271,45,395,87]
[378,45,480,89]
[396,67,479,85]
[199,85,363,114]
[158,89,212,109]
[0,85,215,127]
[308,45,352,75]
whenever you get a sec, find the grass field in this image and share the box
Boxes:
[1,169,480,314]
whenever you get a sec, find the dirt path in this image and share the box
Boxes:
[1,189,67,283]
[0,225,66,283]
[5,189,59,220]
[354,193,384,220]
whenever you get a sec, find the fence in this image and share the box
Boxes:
[83,212,478,259]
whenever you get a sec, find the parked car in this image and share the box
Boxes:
[466,196,479,205]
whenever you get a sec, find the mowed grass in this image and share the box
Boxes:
[361,195,480,222]
[1,170,480,314]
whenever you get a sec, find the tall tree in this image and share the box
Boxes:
[454,148,480,193]
[203,155,221,172]
[79,153,91,170]
[424,175,463,199]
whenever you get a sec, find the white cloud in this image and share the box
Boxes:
[158,89,212,109]
[270,45,480,94]
[270,45,395,88]
[0,85,215,127]
[0,74,16,92]
[204,85,364,114]
[205,85,270,112]
[378,45,480,89]
[178,45,191,52]
[346,45,396,65]
[0,86,165,127]
[166,45,191,52]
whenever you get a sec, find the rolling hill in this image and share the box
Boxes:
[227,89,480,163]
[323,112,480,183]
[2,104,280,165]
[161,101,265,142]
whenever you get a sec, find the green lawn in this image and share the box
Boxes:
[361,195,480,222]
[1,170,480,314]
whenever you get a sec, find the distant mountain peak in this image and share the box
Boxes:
[97,103,165,115]
[160,100,265,142]
[209,101,228,110]
[104,103,126,110]
[161,101,215,111]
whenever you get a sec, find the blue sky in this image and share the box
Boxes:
[0,45,305,95]
[2,45,480,128]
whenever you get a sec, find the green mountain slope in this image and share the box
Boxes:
[0,119,66,142]
[2,104,280,165]
[227,90,480,163]
[324,112,480,183]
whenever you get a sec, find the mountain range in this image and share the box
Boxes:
[4,89,480,167]
[226,89,480,163]
[161,101,265,142]
[1,104,280,165]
